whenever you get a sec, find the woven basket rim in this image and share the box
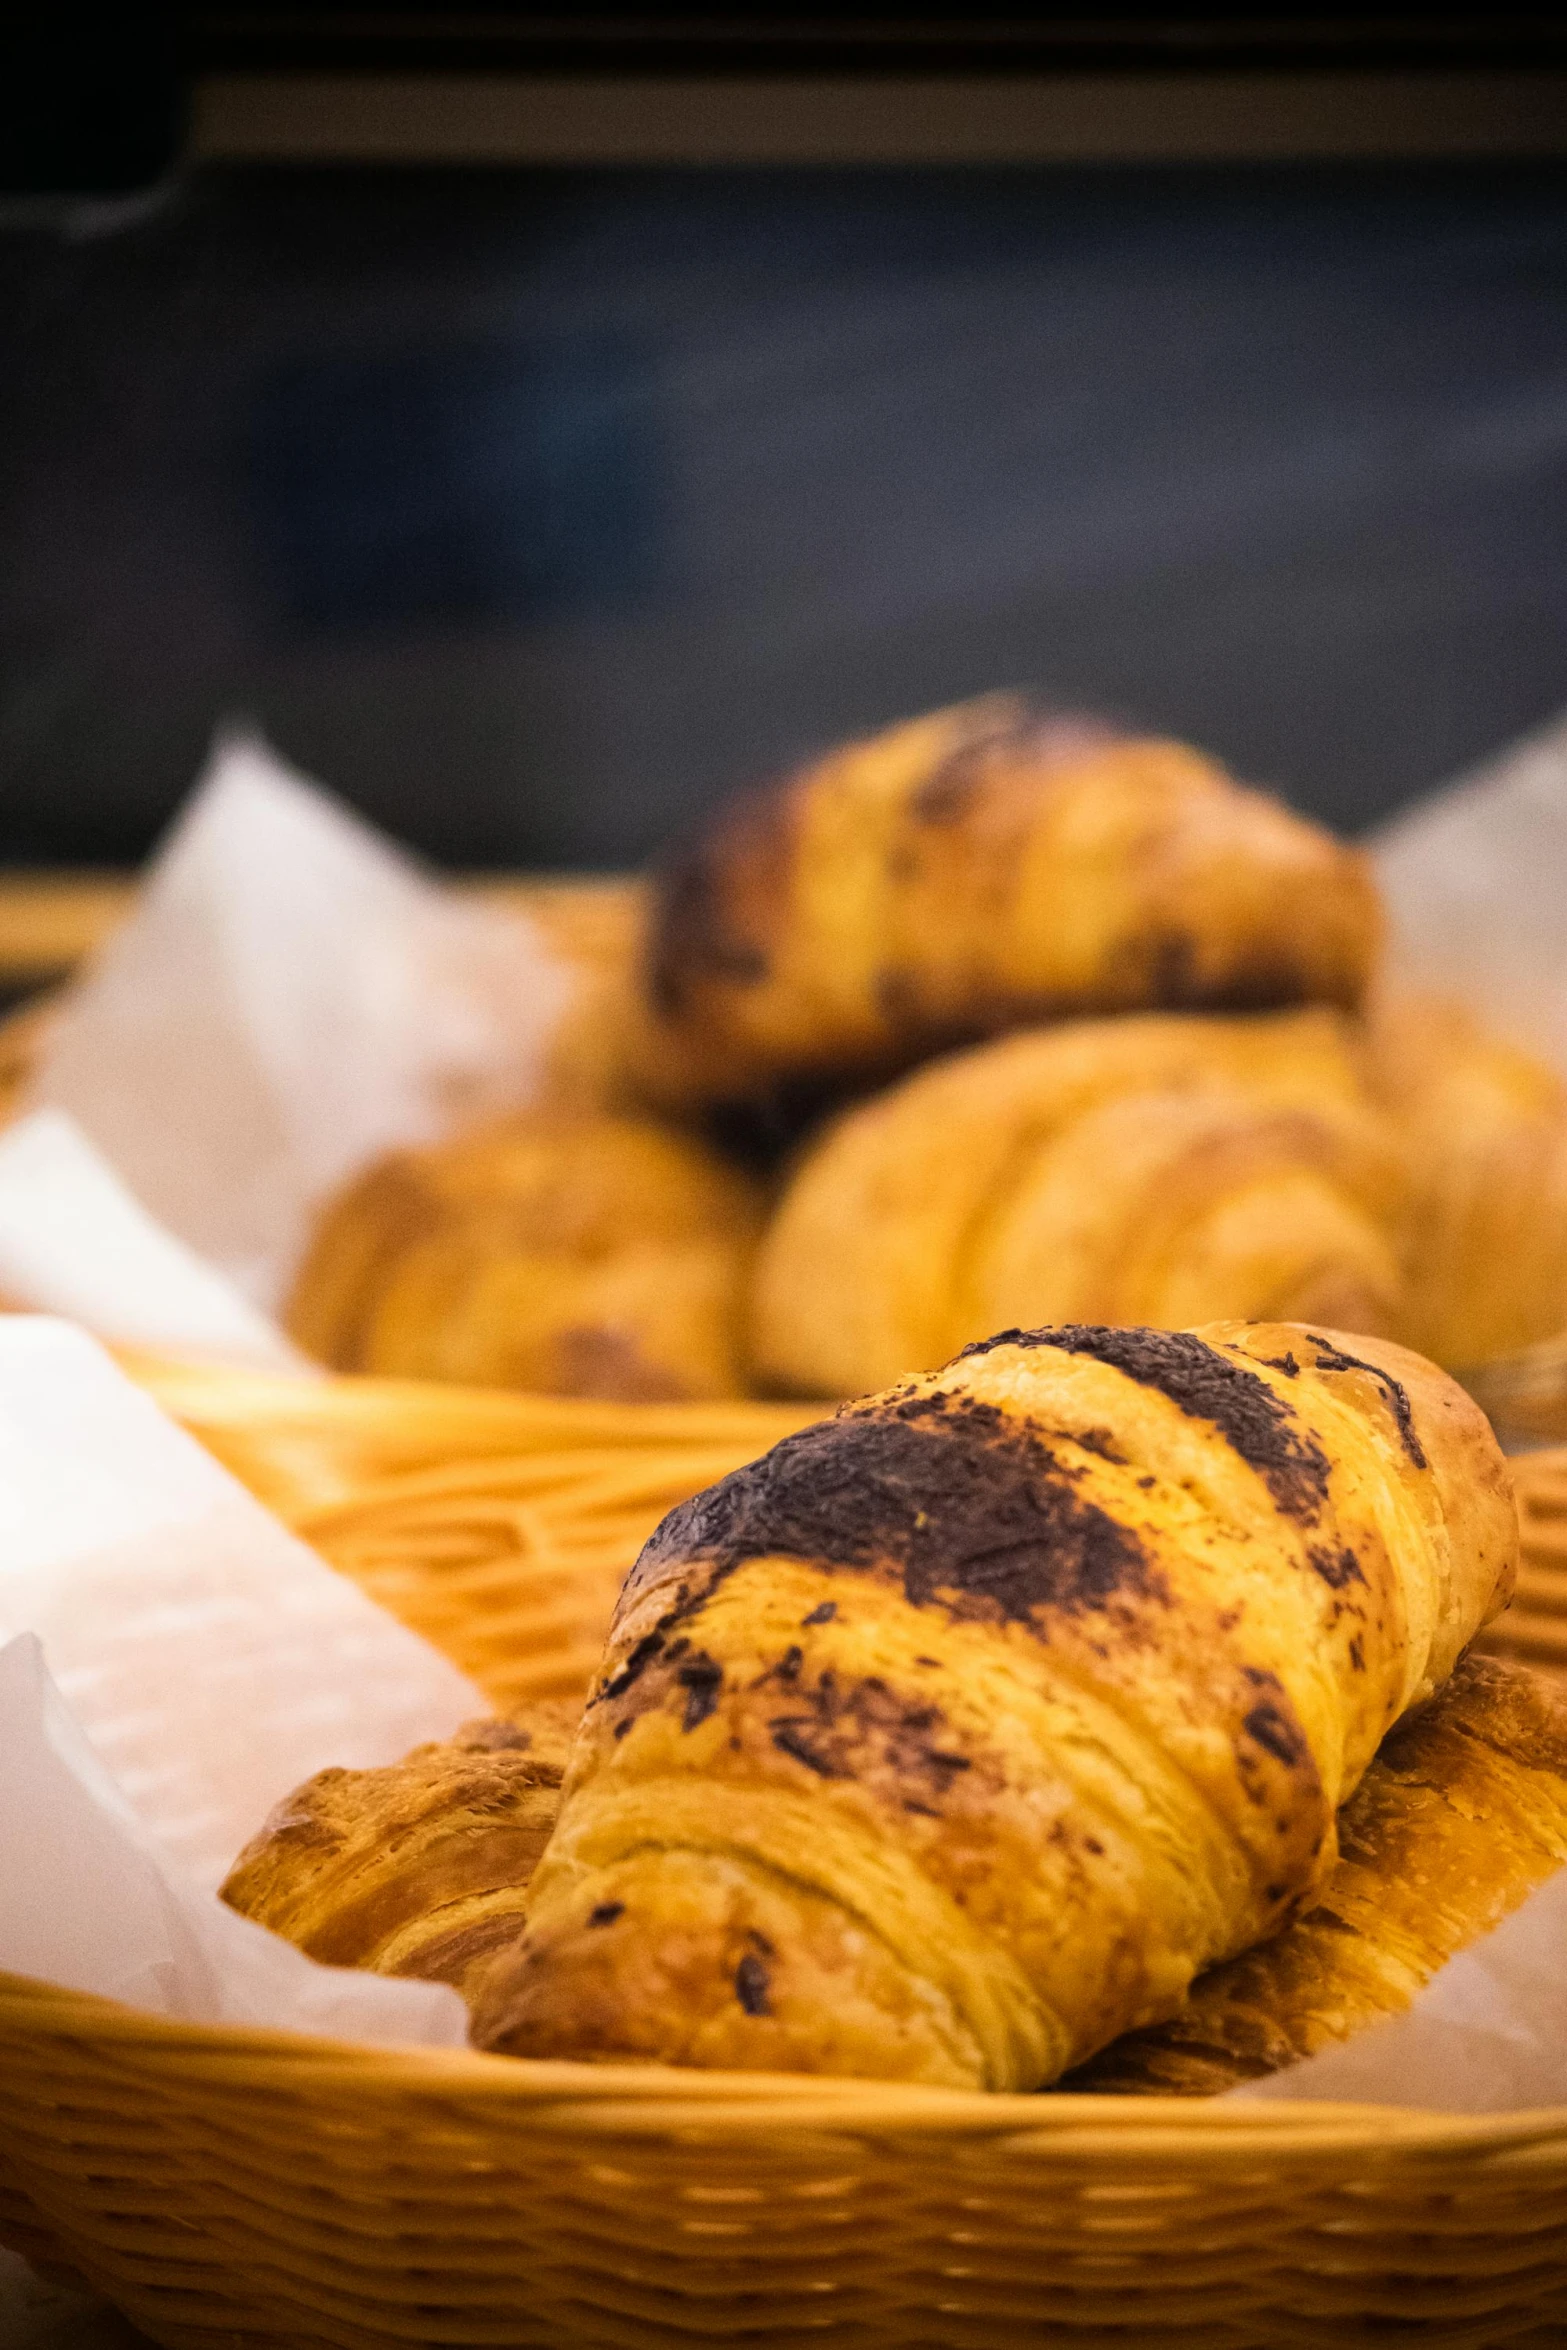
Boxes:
[6,1968,1564,2155]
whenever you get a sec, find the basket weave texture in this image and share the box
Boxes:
[129,1352,810,1711]
[1,1362,1566,2346]
[5,979,1567,2341]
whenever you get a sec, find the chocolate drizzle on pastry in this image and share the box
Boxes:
[1301,1333,1427,1469]
[957,1325,1334,1524]
[475,1318,1515,2095]
[619,1391,1163,1645]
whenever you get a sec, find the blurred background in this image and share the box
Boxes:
[4,8,1567,873]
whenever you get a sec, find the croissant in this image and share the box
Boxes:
[751,1011,1409,1399]
[286,1109,764,1400]
[472,1319,1515,2090]
[221,1705,576,1998]
[1367,993,1567,1366]
[1067,1650,1567,2094]
[223,1651,1567,2092]
[641,697,1382,1105]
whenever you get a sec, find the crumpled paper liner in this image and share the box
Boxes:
[0,1107,305,1371]
[27,731,575,1309]
[1234,1863,1567,2111]
[0,1317,475,2044]
[0,1634,463,2045]
[1373,703,1567,1079]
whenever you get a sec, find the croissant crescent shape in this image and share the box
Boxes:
[221,1705,576,1999]
[751,1011,1409,1398]
[285,1109,764,1399]
[643,699,1382,1103]
[474,1321,1514,2090]
[1067,1649,1567,2094]
[223,1654,1566,2094]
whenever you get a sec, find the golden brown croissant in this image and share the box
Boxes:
[220,1704,576,1999]
[472,1320,1514,2090]
[1066,1650,1567,2094]
[1367,993,1567,1366]
[285,1109,764,1399]
[751,1011,1409,1399]
[641,697,1382,1104]
[223,1651,1567,2086]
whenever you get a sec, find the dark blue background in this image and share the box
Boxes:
[3,162,1566,867]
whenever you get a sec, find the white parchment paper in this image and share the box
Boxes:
[27,731,574,1308]
[0,1108,304,1371]
[1234,1867,1567,2110]
[0,1633,464,2045]
[1373,703,1567,1078]
[0,1318,475,2043]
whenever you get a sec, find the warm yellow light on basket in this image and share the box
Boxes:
[125,1350,813,1708]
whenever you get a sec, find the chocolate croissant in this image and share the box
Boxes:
[642,698,1382,1105]
[1368,993,1567,1366]
[286,1109,764,1400]
[751,1011,1408,1399]
[473,1320,1515,2090]
[221,1704,576,1999]
[1067,1650,1567,2094]
[226,1651,1567,2088]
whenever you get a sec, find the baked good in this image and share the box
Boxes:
[221,1653,1564,2084]
[751,1011,1408,1398]
[472,1320,1515,2090]
[285,1109,764,1399]
[642,698,1382,1104]
[1066,1650,1567,2093]
[221,1704,575,1999]
[1368,993,1567,1366]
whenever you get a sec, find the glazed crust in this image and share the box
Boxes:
[285,1109,764,1399]
[223,1652,1565,2090]
[1065,1651,1567,2093]
[750,1010,1409,1398]
[643,699,1382,1103]
[472,1320,1515,2090]
[220,1705,576,2000]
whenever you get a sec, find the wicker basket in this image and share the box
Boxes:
[6,945,1567,2343]
[6,1970,1567,2350]
[128,1349,810,1709]
[1,1365,1566,2347]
